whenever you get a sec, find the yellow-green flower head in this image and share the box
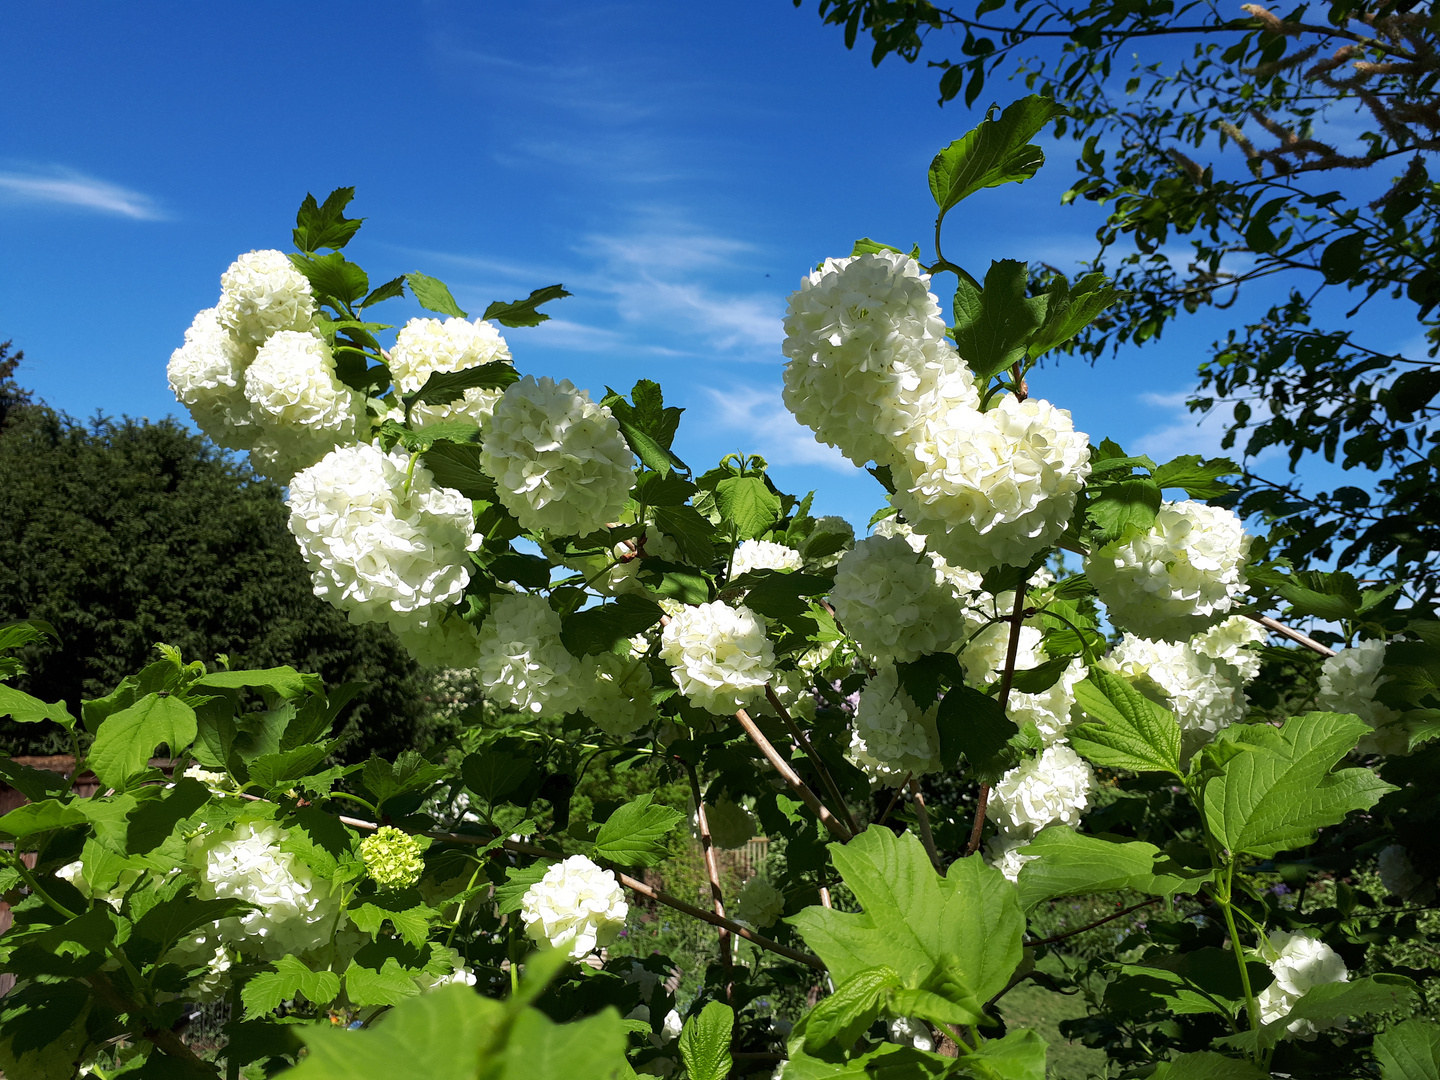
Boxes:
[361,826,425,892]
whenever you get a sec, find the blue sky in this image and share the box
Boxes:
[0,1,1401,527]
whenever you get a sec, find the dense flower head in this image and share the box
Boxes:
[389,612,484,670]
[1100,632,1249,745]
[480,375,634,536]
[167,308,259,450]
[574,648,657,739]
[732,539,804,577]
[734,877,785,928]
[985,835,1039,884]
[242,330,363,481]
[892,395,1091,573]
[1010,659,1085,746]
[848,664,941,786]
[1087,500,1251,642]
[1192,615,1268,682]
[990,744,1094,838]
[1318,639,1405,754]
[360,826,426,892]
[388,317,513,428]
[702,797,756,849]
[189,820,336,959]
[475,593,579,716]
[287,443,480,624]
[1256,930,1349,1039]
[871,515,984,597]
[782,252,980,468]
[659,601,776,714]
[216,249,316,345]
[520,854,628,958]
[831,535,966,663]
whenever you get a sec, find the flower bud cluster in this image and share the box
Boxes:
[360,826,426,892]
[734,876,785,928]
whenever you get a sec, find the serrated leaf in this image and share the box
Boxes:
[715,475,781,540]
[293,187,363,253]
[1007,655,1074,694]
[1151,455,1239,499]
[125,777,211,855]
[1087,477,1162,542]
[739,571,833,619]
[929,96,1067,217]
[634,471,697,507]
[780,1043,952,1079]
[1071,671,1183,776]
[561,594,663,656]
[1203,712,1395,859]
[191,667,314,698]
[462,749,531,805]
[1014,828,1210,910]
[953,260,1049,380]
[964,1027,1048,1080]
[495,862,552,915]
[1150,1051,1269,1080]
[1375,1017,1440,1080]
[650,505,715,565]
[0,684,72,727]
[133,893,253,954]
[248,743,336,791]
[244,955,342,1017]
[1027,272,1121,361]
[637,562,710,605]
[420,442,495,499]
[803,967,899,1053]
[344,957,422,1007]
[292,252,370,306]
[482,284,571,328]
[86,693,197,790]
[404,361,519,412]
[349,898,436,949]
[361,275,406,308]
[937,684,1016,773]
[407,273,468,319]
[1224,975,1418,1054]
[593,793,684,867]
[678,1001,734,1080]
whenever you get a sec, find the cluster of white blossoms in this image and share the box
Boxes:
[216,249,317,344]
[831,535,965,663]
[781,252,980,469]
[734,877,786,929]
[892,394,1092,573]
[244,330,363,481]
[286,443,481,661]
[731,538,804,577]
[1191,615,1268,681]
[1100,631,1251,746]
[985,835,1040,884]
[958,605,1084,745]
[1378,844,1433,903]
[1088,500,1251,642]
[848,665,941,786]
[1256,930,1349,1039]
[1317,639,1406,755]
[659,601,776,714]
[702,796,757,849]
[573,648,656,739]
[475,593,579,716]
[188,821,336,960]
[479,376,634,536]
[167,309,258,450]
[990,743,1095,839]
[520,855,628,958]
[871,516,983,597]
[388,316,513,428]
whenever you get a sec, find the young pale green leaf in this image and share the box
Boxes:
[561,594,664,657]
[191,666,314,699]
[1070,671,1183,776]
[1203,712,1395,859]
[420,442,495,500]
[936,684,1016,773]
[1149,1051,1269,1080]
[1150,455,1240,499]
[345,957,423,1007]
[247,744,336,792]
[243,956,342,1018]
[789,828,1023,1003]
[406,272,468,319]
[0,684,72,728]
[1087,477,1162,542]
[964,1027,1048,1080]
[1014,828,1209,910]
[803,967,899,1053]
[350,897,436,950]
[1374,1018,1440,1080]
[0,617,59,655]
[850,237,921,259]
[292,187,363,253]
[952,260,1048,381]
[678,1001,735,1080]
[482,284,572,328]
[492,1005,633,1080]
[715,475,781,539]
[928,96,1067,218]
[592,793,685,867]
[86,693,198,790]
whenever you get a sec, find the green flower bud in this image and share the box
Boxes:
[360,826,425,892]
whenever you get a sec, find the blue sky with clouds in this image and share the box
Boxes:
[0,1,1400,526]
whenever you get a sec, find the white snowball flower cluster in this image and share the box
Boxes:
[1378,845,1433,903]
[573,649,656,739]
[166,309,259,450]
[480,376,634,536]
[990,743,1094,838]
[287,443,480,630]
[388,317,513,428]
[1256,930,1349,1039]
[390,613,484,670]
[659,601,776,714]
[1192,615,1268,682]
[1088,500,1251,642]
[782,252,979,468]
[892,395,1091,573]
[956,605,1083,744]
[731,539,804,577]
[520,855,628,958]
[1318,639,1406,755]
[475,593,579,716]
[244,330,363,481]
[734,877,786,929]
[887,1018,936,1053]
[985,836,1039,884]
[831,535,966,663]
[1100,633,1250,747]
[1010,658,1086,746]
[871,515,984,597]
[189,821,336,959]
[701,797,756,849]
[848,665,941,786]
[216,249,316,345]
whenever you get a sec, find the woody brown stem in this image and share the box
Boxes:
[688,764,734,1003]
[1252,614,1337,657]
[734,708,853,842]
[966,580,1029,856]
[764,683,861,837]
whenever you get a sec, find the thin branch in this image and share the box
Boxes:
[1026,898,1163,947]
[1252,614,1337,657]
[967,580,1030,856]
[85,972,219,1075]
[735,708,854,842]
[878,774,911,827]
[689,764,734,1001]
[765,683,862,837]
[909,779,943,871]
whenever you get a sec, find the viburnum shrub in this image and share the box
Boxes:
[2,98,1437,1080]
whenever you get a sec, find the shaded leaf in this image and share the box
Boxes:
[678,1001,734,1080]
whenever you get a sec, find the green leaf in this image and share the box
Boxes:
[133,893,253,954]
[1014,828,1210,910]
[1276,571,1364,622]
[1026,272,1121,361]
[191,666,314,698]
[362,751,449,808]
[715,475,781,540]
[404,361,519,412]
[803,967,899,1053]
[1203,712,1395,859]
[789,828,1023,1003]
[1224,976,1418,1054]
[0,684,72,727]
[1375,1018,1440,1080]
[349,897,437,949]
[248,744,336,791]
[606,390,686,475]
[1319,230,1367,285]
[493,1005,632,1080]
[851,237,917,258]
[361,275,407,309]
[243,955,342,1017]
[489,553,551,590]
[593,793,685,867]
[936,685,1016,772]
[637,562,710,605]
[406,273,468,319]
[928,96,1067,218]
[962,1027,1047,1080]
[495,862,552,915]
[420,442,495,499]
[678,1000,734,1080]
[1087,477,1162,542]
[740,571,834,619]
[1071,671,1183,775]
[462,748,532,805]
[952,260,1048,381]
[781,1043,952,1079]
[292,252,369,306]
[345,957,423,1006]
[293,187,363,253]
[221,1019,304,1070]
[651,505,716,565]
[1109,950,1263,1018]
[482,284,571,328]
[1150,1051,1269,1080]
[1151,456,1240,499]
[86,693,197,790]
[560,594,663,657]
[634,471,697,507]
[631,379,683,449]
[125,777,211,855]
[0,757,69,802]
[1007,655,1075,695]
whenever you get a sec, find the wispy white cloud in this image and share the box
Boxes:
[0,165,165,220]
[1133,389,1278,463]
[699,384,850,470]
